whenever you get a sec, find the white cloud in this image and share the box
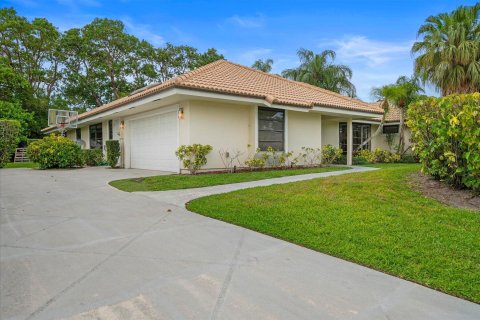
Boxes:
[122,17,164,46]
[324,35,412,67]
[314,35,417,101]
[227,13,265,28]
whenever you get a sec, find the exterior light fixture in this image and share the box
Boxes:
[178,107,184,120]
[120,120,125,130]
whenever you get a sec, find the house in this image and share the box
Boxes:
[43,60,408,172]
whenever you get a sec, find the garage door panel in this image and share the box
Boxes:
[129,111,178,171]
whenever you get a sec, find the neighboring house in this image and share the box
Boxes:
[43,60,409,172]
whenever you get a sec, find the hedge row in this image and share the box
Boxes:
[407,93,480,192]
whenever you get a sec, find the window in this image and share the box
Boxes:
[89,123,103,149]
[76,128,81,140]
[339,122,371,154]
[383,124,399,134]
[258,107,285,151]
[108,120,113,140]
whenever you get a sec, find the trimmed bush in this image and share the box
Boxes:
[353,156,368,165]
[106,140,120,168]
[407,93,480,191]
[27,134,83,169]
[176,144,212,174]
[0,119,21,168]
[399,154,418,163]
[333,154,347,165]
[83,149,103,166]
[357,148,401,163]
[321,144,343,165]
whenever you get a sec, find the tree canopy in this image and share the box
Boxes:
[281,49,356,97]
[371,76,424,154]
[412,3,480,95]
[251,58,273,73]
[0,8,224,137]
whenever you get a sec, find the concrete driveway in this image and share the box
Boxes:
[1,167,478,320]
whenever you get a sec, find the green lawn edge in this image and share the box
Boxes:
[187,164,480,303]
[3,162,39,169]
[109,166,349,192]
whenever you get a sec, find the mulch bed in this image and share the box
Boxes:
[410,172,480,211]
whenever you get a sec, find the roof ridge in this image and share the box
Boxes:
[173,59,227,83]
[218,60,372,108]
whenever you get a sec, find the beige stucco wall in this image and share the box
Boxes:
[187,100,254,169]
[178,100,190,146]
[287,111,322,153]
[371,124,391,151]
[371,125,413,153]
[81,126,89,149]
[321,120,340,147]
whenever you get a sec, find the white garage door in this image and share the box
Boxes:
[129,111,178,171]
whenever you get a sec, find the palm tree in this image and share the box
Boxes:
[370,76,424,154]
[282,49,356,97]
[412,4,480,95]
[251,58,273,73]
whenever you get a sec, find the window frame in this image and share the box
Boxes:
[258,107,285,151]
[339,122,371,154]
[383,124,399,134]
[89,123,103,150]
[76,128,81,140]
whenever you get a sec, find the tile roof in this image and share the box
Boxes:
[43,60,384,131]
[368,101,402,122]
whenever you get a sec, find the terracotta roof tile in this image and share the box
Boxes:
[43,60,384,131]
[368,101,402,122]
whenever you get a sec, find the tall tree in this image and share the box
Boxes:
[192,48,224,69]
[0,8,62,100]
[152,45,224,82]
[61,18,152,109]
[370,76,424,154]
[412,4,480,95]
[251,58,273,73]
[282,49,356,97]
[0,57,35,139]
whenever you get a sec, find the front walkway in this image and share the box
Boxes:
[141,165,378,206]
[1,167,478,320]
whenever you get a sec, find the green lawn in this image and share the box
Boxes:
[110,166,348,192]
[187,164,480,303]
[3,162,39,169]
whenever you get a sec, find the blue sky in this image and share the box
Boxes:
[5,0,477,101]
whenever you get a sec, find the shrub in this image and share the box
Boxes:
[82,149,104,166]
[0,119,21,168]
[106,140,120,168]
[353,156,368,165]
[0,102,33,143]
[264,146,281,167]
[407,93,480,191]
[399,154,418,163]
[321,144,343,165]
[333,154,347,165]
[244,147,268,170]
[299,147,322,166]
[279,151,295,168]
[176,144,212,174]
[244,157,266,170]
[357,148,400,163]
[27,134,83,169]
[218,148,243,172]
